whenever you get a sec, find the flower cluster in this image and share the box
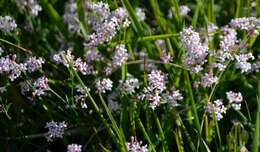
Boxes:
[33,76,48,96]
[0,54,26,81]
[63,0,79,33]
[53,50,95,75]
[226,91,243,110]
[67,144,82,152]
[107,93,120,113]
[119,75,140,95]
[162,88,183,107]
[45,121,67,142]
[96,78,113,93]
[212,26,238,71]
[53,50,75,67]
[24,56,44,73]
[180,26,208,73]
[126,136,148,152]
[84,49,104,63]
[16,0,42,16]
[84,4,130,48]
[135,7,146,21]
[87,1,110,30]
[179,5,191,16]
[112,44,129,68]
[230,17,260,34]
[235,53,255,73]
[200,73,218,88]
[205,99,227,120]
[74,58,93,75]
[0,16,17,32]
[74,85,90,109]
[20,76,48,97]
[142,70,167,109]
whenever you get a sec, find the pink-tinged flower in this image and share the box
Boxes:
[226,91,243,110]
[201,73,218,88]
[74,58,93,75]
[67,144,82,152]
[96,78,113,93]
[0,54,26,81]
[180,26,208,73]
[126,136,148,152]
[205,99,227,120]
[33,76,48,96]
[147,70,166,93]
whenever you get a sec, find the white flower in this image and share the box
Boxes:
[135,8,146,21]
[112,44,129,68]
[0,16,17,32]
[180,26,208,73]
[179,5,190,16]
[96,78,113,93]
[163,88,183,107]
[0,54,26,81]
[226,91,243,110]
[33,76,48,96]
[205,99,227,120]
[201,73,218,88]
[63,1,79,33]
[230,17,260,31]
[53,50,75,67]
[235,53,254,73]
[119,75,139,95]
[147,70,166,93]
[67,144,82,152]
[24,56,44,73]
[45,121,67,142]
[126,136,148,152]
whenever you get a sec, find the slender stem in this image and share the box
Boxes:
[137,118,156,152]
[48,88,67,104]
[235,0,241,18]
[137,34,179,42]
[0,38,32,54]
[252,82,260,152]
[153,112,169,152]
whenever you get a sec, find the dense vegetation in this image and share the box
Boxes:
[0,0,260,151]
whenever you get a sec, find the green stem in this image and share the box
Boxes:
[137,118,156,152]
[184,71,205,151]
[137,34,179,42]
[153,112,169,152]
[77,0,89,37]
[235,0,241,18]
[252,81,260,152]
[0,38,32,54]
